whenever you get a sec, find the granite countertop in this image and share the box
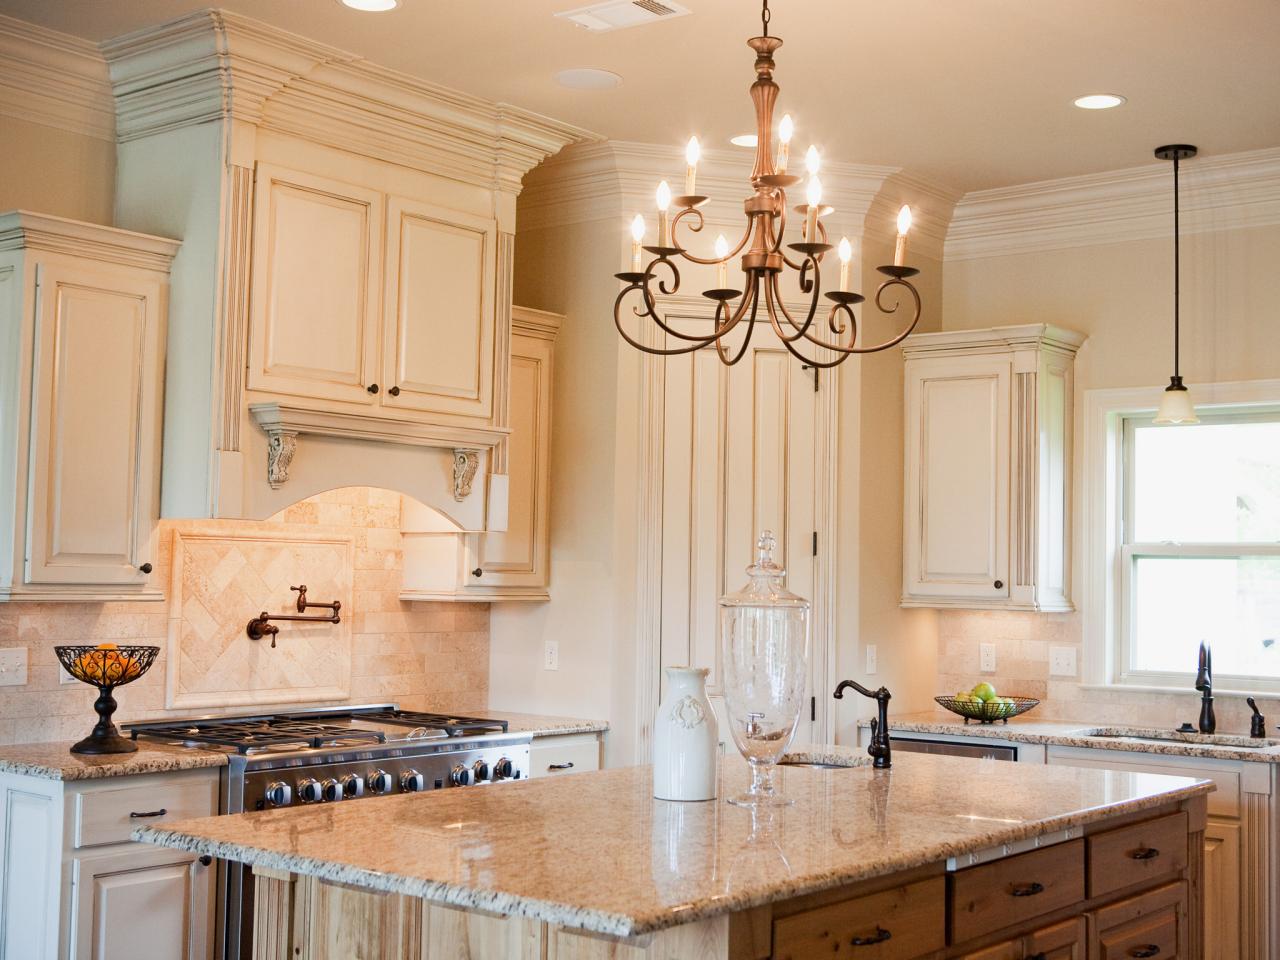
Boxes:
[0,740,229,781]
[135,752,1210,938]
[488,712,609,737]
[869,710,1280,763]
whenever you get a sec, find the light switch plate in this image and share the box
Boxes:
[0,648,28,686]
[543,640,559,671]
[979,642,997,673]
[1049,645,1078,677]
[865,644,877,675]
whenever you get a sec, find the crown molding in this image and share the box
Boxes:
[0,13,114,141]
[519,140,957,260]
[0,210,180,271]
[946,147,1280,261]
[101,9,597,193]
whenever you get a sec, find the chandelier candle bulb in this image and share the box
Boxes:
[685,137,700,196]
[804,177,822,241]
[776,113,794,173]
[715,234,729,288]
[656,180,672,248]
[838,236,852,291]
[805,144,820,176]
[894,204,913,266]
[630,214,645,271]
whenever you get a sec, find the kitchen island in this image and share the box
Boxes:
[135,752,1211,959]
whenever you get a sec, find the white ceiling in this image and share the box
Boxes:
[2,0,1277,193]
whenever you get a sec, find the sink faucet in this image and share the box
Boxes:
[834,680,892,769]
[1195,641,1216,735]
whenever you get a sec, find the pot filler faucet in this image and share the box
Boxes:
[834,680,892,769]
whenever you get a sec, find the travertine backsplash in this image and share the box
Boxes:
[0,488,488,745]
[937,609,1280,732]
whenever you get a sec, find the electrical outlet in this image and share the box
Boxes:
[979,642,997,673]
[0,648,28,686]
[1049,645,1078,677]
[61,664,80,684]
[543,640,559,671]
[865,644,877,675]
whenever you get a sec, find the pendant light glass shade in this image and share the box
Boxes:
[1154,378,1199,425]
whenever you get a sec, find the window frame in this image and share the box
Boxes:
[1083,379,1280,694]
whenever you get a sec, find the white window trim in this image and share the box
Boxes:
[1082,377,1280,694]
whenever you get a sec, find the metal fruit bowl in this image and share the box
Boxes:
[54,645,159,755]
[935,694,1040,725]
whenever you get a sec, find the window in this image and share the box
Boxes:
[1118,412,1280,686]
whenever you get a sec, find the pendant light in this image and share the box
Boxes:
[1153,144,1199,425]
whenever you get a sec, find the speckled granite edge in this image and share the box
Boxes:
[134,774,1213,938]
[872,713,1280,763]
[0,742,228,781]
[489,712,609,738]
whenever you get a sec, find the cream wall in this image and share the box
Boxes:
[938,220,1280,728]
[0,114,114,223]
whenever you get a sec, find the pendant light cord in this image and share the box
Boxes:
[1173,152,1181,379]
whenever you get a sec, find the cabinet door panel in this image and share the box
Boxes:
[26,261,162,584]
[248,164,382,403]
[904,354,1011,600]
[382,197,496,420]
[72,846,213,960]
[1203,816,1241,960]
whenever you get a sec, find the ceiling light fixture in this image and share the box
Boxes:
[612,0,924,368]
[730,134,758,148]
[340,0,399,10]
[1073,93,1126,110]
[554,68,623,90]
[1153,144,1199,425]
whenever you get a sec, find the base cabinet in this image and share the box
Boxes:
[958,916,1085,960]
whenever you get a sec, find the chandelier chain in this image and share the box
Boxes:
[761,0,770,36]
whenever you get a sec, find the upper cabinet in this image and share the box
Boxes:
[901,324,1085,612]
[0,213,179,601]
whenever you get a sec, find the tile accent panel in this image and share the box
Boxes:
[0,488,489,745]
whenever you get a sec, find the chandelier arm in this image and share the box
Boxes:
[762,281,847,369]
[715,283,760,365]
[613,285,720,356]
[792,277,924,357]
[767,264,823,342]
[673,213,755,266]
[631,276,731,343]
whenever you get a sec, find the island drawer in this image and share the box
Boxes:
[772,876,944,959]
[72,772,219,849]
[949,839,1084,943]
[1094,881,1185,960]
[1087,811,1188,898]
[530,734,601,778]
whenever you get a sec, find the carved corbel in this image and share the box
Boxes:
[265,429,299,489]
[453,449,480,501]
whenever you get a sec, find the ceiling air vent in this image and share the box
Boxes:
[556,0,691,32]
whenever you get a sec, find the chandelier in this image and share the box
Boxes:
[613,0,924,368]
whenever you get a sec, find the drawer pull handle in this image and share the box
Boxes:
[1129,846,1160,860]
[1009,881,1045,897]
[1128,947,1160,958]
[850,927,891,947]
[129,808,168,819]
[1028,954,1047,960]
[548,762,575,770]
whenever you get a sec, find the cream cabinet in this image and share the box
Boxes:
[0,767,218,960]
[529,732,602,779]
[901,324,1084,611]
[0,212,178,602]
[401,306,560,601]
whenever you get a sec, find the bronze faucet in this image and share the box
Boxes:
[834,679,892,769]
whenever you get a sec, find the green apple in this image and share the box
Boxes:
[971,682,997,702]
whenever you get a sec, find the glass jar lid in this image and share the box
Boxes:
[719,530,810,610]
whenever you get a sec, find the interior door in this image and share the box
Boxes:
[657,312,819,749]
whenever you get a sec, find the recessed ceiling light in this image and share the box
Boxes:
[555,68,623,90]
[340,0,398,10]
[1073,93,1126,110]
[730,134,758,147]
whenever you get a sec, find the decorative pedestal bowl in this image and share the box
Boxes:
[54,645,159,754]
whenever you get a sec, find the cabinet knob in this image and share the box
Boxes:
[472,568,483,578]
[139,562,153,574]
[993,579,1004,589]
[199,855,212,867]
[367,383,380,394]
[388,385,401,397]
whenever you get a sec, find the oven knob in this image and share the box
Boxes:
[320,779,343,803]
[400,770,426,793]
[264,781,292,807]
[450,764,475,787]
[368,770,393,794]
[340,774,365,798]
[472,760,490,782]
[297,778,323,804]
[493,758,514,780]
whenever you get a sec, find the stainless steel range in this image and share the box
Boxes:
[124,704,531,960]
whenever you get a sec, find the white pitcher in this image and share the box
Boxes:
[652,666,718,801]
